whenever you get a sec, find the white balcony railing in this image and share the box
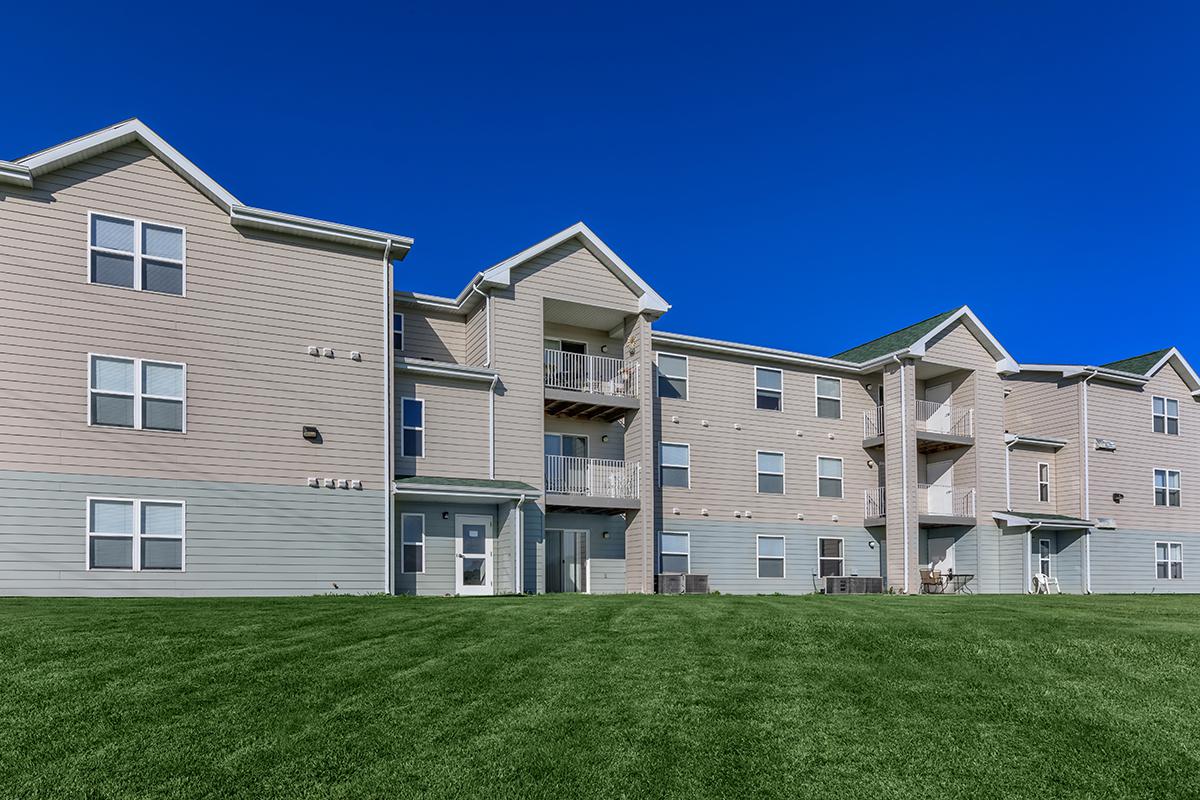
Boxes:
[864,487,886,519]
[545,455,640,500]
[544,350,639,398]
[918,484,975,517]
[914,400,973,437]
[863,404,885,438]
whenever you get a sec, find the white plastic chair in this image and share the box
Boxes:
[1033,573,1060,594]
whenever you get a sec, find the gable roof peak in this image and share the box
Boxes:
[1100,348,1173,376]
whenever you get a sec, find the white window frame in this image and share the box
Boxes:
[1155,541,1183,580]
[1038,462,1050,503]
[1038,538,1052,577]
[659,530,690,574]
[655,352,689,401]
[817,455,844,499]
[659,442,691,489]
[1154,468,1181,507]
[87,353,187,433]
[755,367,783,411]
[815,375,843,420]
[1152,396,1179,435]
[756,534,786,578]
[544,432,590,457]
[400,512,426,574]
[756,450,786,495]
[400,397,425,459]
[393,313,404,352]
[85,497,186,572]
[817,536,844,578]
[87,211,186,296]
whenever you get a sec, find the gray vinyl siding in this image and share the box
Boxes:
[544,511,627,594]
[662,520,880,595]
[1089,529,1200,593]
[394,376,491,480]
[1087,365,1200,532]
[997,527,1027,593]
[522,504,546,594]
[0,470,385,596]
[393,502,504,596]
[0,142,388,488]
[397,306,466,363]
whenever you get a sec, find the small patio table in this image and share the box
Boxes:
[944,572,974,594]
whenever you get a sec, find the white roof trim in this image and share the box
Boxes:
[652,330,861,372]
[1146,347,1200,396]
[992,511,1092,529]
[392,483,539,500]
[479,222,670,314]
[1020,363,1150,387]
[1004,433,1068,449]
[909,306,1019,374]
[395,359,497,382]
[10,119,412,256]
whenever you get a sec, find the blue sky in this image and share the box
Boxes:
[4,2,1198,363]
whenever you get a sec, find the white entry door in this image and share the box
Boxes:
[925,381,953,433]
[455,515,493,595]
[926,457,954,515]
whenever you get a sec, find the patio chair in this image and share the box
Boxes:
[919,567,944,594]
[1033,573,1060,595]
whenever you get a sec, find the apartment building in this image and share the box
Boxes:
[2,120,1197,597]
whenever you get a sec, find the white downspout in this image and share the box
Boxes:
[383,240,395,595]
[1081,370,1096,594]
[893,355,911,593]
[515,494,527,594]
[1005,437,1017,510]
[1026,521,1043,593]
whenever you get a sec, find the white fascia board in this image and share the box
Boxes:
[0,161,32,187]
[480,222,670,314]
[395,359,497,382]
[1146,347,1200,394]
[231,205,413,256]
[1006,434,1068,449]
[1020,362,1149,386]
[908,306,1019,374]
[651,331,862,372]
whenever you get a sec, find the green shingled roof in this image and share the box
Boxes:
[1100,349,1171,376]
[832,307,963,363]
[394,476,537,491]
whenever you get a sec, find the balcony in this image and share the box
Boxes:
[544,455,641,513]
[918,484,976,526]
[864,487,886,525]
[914,400,973,452]
[863,405,885,446]
[544,350,640,422]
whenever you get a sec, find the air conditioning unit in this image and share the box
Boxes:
[825,576,884,594]
[684,574,709,594]
[656,574,684,594]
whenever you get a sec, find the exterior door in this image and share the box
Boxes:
[544,529,589,593]
[455,515,493,595]
[545,434,589,494]
[1038,538,1053,577]
[926,457,954,514]
[925,381,953,433]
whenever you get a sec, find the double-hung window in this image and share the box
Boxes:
[757,451,785,494]
[757,535,785,578]
[1155,542,1183,580]
[815,376,842,419]
[1153,396,1179,435]
[818,537,844,577]
[89,355,185,432]
[1154,469,1181,507]
[755,367,782,411]
[660,531,690,574]
[89,213,185,295]
[817,456,843,498]
[657,354,689,400]
[660,443,691,488]
[87,498,184,571]
[401,513,425,573]
[393,313,405,351]
[401,398,425,458]
[1038,462,1050,503]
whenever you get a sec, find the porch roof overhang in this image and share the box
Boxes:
[393,476,539,503]
[992,511,1093,529]
[1005,433,1068,450]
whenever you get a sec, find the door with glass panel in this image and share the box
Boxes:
[544,433,589,494]
[454,515,493,595]
[924,381,953,433]
[545,529,589,593]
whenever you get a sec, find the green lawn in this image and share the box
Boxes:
[2,594,1199,800]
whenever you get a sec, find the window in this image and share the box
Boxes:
[818,537,844,577]
[755,367,782,411]
[660,443,691,488]
[817,456,843,498]
[657,353,688,400]
[1038,462,1050,503]
[87,498,184,571]
[660,531,690,574]
[757,535,785,578]
[1154,469,1181,507]
[1153,396,1179,435]
[757,451,785,494]
[1038,539,1052,576]
[88,355,185,432]
[89,212,185,295]
[401,398,424,458]
[815,376,842,419]
[393,313,404,351]
[1156,541,1183,580]
[401,513,425,573]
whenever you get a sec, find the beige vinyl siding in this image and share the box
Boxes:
[543,417,625,461]
[1003,373,1083,518]
[652,344,874,523]
[1087,364,1200,531]
[395,376,491,480]
[0,142,387,487]
[1010,446,1059,513]
[396,306,466,363]
[465,302,489,366]
[882,359,915,590]
[543,322,623,355]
